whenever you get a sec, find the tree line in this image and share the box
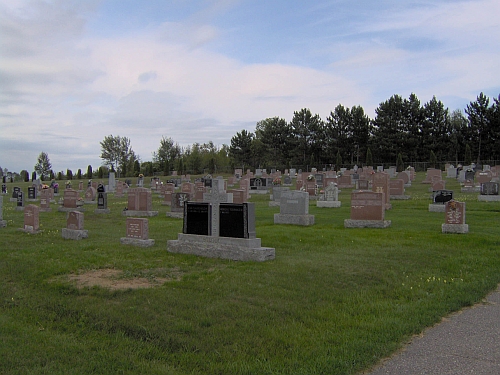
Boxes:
[230,92,500,171]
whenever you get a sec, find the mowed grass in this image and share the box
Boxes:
[1,174,499,374]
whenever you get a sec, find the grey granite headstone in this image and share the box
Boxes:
[0,196,7,227]
[274,190,314,226]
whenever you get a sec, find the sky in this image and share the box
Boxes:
[1,0,499,174]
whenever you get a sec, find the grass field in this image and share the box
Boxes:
[1,173,499,374]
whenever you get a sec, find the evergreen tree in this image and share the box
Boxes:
[365,147,373,167]
[77,169,82,179]
[396,153,404,172]
[34,151,52,181]
[87,165,93,179]
[429,151,437,169]
[464,144,472,165]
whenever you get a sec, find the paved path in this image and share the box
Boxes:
[365,285,500,375]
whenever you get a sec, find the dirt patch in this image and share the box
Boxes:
[68,269,170,290]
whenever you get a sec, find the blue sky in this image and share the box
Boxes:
[1,0,499,174]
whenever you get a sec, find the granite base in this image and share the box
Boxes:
[61,228,89,240]
[316,201,341,208]
[477,195,500,202]
[94,208,111,214]
[274,213,315,226]
[344,219,391,228]
[167,233,275,262]
[122,210,158,217]
[166,212,183,219]
[429,204,446,212]
[442,224,469,234]
[390,195,411,200]
[18,227,43,234]
[120,237,155,247]
[0,220,6,228]
[461,187,480,193]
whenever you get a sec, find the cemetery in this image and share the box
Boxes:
[1,169,500,374]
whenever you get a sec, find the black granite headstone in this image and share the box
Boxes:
[465,170,475,181]
[2,184,7,194]
[17,191,24,207]
[219,203,255,239]
[183,202,212,235]
[12,186,20,199]
[28,187,36,199]
[433,190,453,204]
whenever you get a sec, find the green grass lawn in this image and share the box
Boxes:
[1,174,499,374]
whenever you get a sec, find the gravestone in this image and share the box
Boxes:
[219,203,256,239]
[120,218,155,247]
[167,192,190,218]
[429,190,453,212]
[39,189,52,212]
[11,186,21,202]
[357,179,370,190]
[423,169,442,184]
[464,169,475,182]
[0,196,7,228]
[431,180,446,192]
[169,201,274,261]
[480,182,499,195]
[183,202,212,235]
[137,176,144,187]
[1,184,6,194]
[447,166,457,178]
[84,187,97,204]
[337,175,353,188]
[228,189,246,204]
[317,183,341,208]
[274,190,314,226]
[478,182,500,201]
[442,200,468,233]
[161,183,176,205]
[372,172,391,209]
[61,211,88,240]
[315,174,324,188]
[108,172,116,192]
[19,204,41,233]
[344,191,391,228]
[123,188,158,217]
[283,176,292,186]
[16,191,25,211]
[27,186,37,201]
[59,189,83,212]
[397,171,410,185]
[269,186,289,206]
[95,184,110,214]
[476,171,492,184]
[389,179,409,200]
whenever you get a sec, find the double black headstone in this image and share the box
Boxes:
[433,190,453,204]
